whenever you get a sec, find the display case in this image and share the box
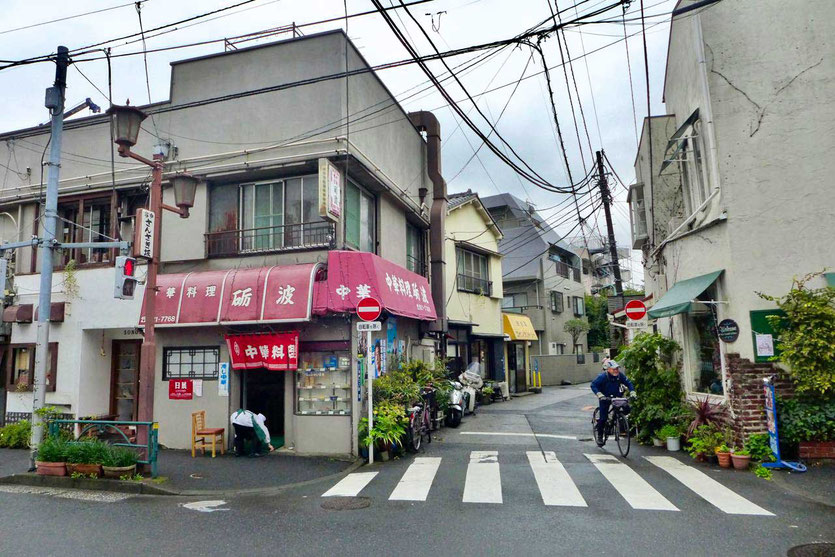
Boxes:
[295,350,352,416]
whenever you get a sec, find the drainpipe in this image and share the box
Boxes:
[408,111,447,351]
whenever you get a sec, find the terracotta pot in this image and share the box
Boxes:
[716,451,732,468]
[102,464,137,479]
[35,461,67,476]
[731,454,751,470]
[68,463,102,477]
[652,438,665,447]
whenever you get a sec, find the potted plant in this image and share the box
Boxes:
[731,448,751,470]
[35,437,68,476]
[686,424,724,462]
[102,446,138,479]
[657,424,681,451]
[716,443,732,468]
[481,386,494,406]
[66,440,108,477]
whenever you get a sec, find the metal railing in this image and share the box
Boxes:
[457,273,492,296]
[406,254,427,277]
[48,419,159,478]
[553,259,582,282]
[205,221,335,257]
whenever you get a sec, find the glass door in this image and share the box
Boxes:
[111,340,141,421]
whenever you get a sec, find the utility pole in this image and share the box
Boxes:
[596,150,624,302]
[30,46,69,469]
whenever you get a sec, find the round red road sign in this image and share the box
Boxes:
[624,300,647,320]
[356,297,382,321]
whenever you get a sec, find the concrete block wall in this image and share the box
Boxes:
[533,354,603,386]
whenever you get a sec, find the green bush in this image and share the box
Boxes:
[0,421,31,449]
[373,367,420,406]
[65,439,110,464]
[777,396,835,444]
[657,424,681,439]
[754,465,772,480]
[744,433,776,462]
[37,437,68,462]
[686,424,724,458]
[102,446,138,468]
[359,401,407,450]
[617,333,687,442]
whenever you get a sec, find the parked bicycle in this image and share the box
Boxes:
[407,387,435,452]
[592,396,631,457]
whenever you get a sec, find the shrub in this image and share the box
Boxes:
[102,446,138,468]
[686,424,724,458]
[65,439,110,464]
[359,401,407,450]
[37,437,68,462]
[657,424,681,439]
[686,396,727,438]
[373,367,420,406]
[0,420,31,449]
[744,433,775,462]
[777,395,835,444]
[754,465,772,480]
[617,333,687,442]
[758,271,835,396]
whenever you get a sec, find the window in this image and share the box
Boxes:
[548,342,565,355]
[49,196,113,268]
[4,343,58,392]
[550,291,564,313]
[502,292,527,312]
[456,247,491,295]
[406,223,426,276]
[572,296,585,316]
[162,347,220,380]
[629,183,648,244]
[345,181,376,252]
[675,119,711,216]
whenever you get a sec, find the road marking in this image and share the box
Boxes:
[389,457,442,501]
[645,456,774,516]
[459,432,577,440]
[0,485,132,503]
[322,472,378,497]
[527,451,587,507]
[585,454,678,511]
[181,500,230,513]
[463,451,502,504]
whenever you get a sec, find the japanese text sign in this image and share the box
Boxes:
[169,379,193,400]
[318,158,342,221]
[225,332,299,371]
[133,208,155,260]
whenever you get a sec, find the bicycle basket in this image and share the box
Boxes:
[612,399,629,408]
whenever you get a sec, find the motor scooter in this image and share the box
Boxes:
[458,370,483,415]
[445,380,465,428]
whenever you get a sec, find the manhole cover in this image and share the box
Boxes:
[788,543,835,557]
[320,496,372,511]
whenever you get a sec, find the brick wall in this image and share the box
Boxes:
[799,441,835,459]
[725,353,793,445]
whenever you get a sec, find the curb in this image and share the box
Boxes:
[0,458,365,498]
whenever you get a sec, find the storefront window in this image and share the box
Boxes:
[296,350,351,415]
[688,310,723,395]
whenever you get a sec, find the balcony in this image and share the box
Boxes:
[205,221,335,258]
[457,273,492,296]
[552,259,582,283]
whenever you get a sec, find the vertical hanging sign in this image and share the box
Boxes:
[133,208,155,260]
[318,158,342,221]
[218,363,229,397]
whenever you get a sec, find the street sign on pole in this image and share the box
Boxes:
[624,300,647,321]
[356,297,382,322]
[625,318,648,329]
[357,321,381,332]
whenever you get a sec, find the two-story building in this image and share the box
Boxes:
[482,194,587,391]
[628,1,834,440]
[444,190,504,380]
[0,30,448,456]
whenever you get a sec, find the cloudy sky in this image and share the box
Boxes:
[0,0,679,287]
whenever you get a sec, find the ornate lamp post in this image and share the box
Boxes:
[107,103,198,456]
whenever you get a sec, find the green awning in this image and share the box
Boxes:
[648,270,723,318]
[826,272,835,288]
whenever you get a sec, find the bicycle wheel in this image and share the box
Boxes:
[592,408,606,445]
[423,408,432,444]
[616,414,631,457]
[408,412,422,452]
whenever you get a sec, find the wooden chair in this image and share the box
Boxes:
[191,411,225,458]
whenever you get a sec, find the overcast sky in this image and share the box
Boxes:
[0,0,679,287]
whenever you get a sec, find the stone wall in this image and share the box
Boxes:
[533,354,603,386]
[725,353,793,445]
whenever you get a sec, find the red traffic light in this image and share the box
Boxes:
[124,257,135,276]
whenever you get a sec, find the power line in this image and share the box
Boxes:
[620,2,640,145]
[0,1,148,36]
[569,0,604,148]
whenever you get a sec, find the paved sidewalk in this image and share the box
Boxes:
[771,459,835,508]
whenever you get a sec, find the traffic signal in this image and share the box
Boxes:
[115,256,137,299]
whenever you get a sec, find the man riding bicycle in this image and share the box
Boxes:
[591,360,635,447]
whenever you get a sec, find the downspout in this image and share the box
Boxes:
[408,111,448,350]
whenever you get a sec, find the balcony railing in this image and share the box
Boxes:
[457,273,492,296]
[205,221,335,258]
[553,259,582,283]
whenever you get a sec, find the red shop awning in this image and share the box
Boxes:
[140,263,322,327]
[313,251,437,321]
[226,332,299,371]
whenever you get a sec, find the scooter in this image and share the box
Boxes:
[445,380,465,428]
[458,370,483,415]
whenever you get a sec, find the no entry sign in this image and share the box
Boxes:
[625,300,647,321]
[356,297,382,321]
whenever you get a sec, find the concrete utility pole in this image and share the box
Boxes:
[596,150,624,301]
[30,46,69,468]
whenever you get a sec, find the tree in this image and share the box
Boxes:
[563,318,590,353]
[585,294,610,350]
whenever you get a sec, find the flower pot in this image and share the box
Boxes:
[652,438,665,447]
[716,451,732,468]
[102,464,137,479]
[35,461,67,477]
[666,437,681,452]
[68,463,102,478]
[731,454,751,470]
[380,450,390,462]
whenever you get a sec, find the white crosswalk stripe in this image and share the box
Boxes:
[389,457,442,501]
[585,454,678,511]
[322,471,378,497]
[462,451,502,504]
[645,456,774,516]
[527,451,587,507]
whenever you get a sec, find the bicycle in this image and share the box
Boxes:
[407,387,434,452]
[592,396,631,457]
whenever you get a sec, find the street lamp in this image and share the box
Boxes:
[107,101,198,464]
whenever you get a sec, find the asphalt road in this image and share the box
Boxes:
[1,385,832,557]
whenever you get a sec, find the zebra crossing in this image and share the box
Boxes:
[322,452,774,516]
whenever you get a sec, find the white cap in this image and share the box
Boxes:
[605,360,620,369]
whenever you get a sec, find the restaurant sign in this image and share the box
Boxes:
[225,332,299,371]
[318,158,342,221]
[133,208,155,260]
[169,379,193,400]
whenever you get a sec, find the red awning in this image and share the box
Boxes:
[313,251,437,321]
[140,263,322,327]
[226,332,299,371]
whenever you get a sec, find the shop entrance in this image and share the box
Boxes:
[242,370,285,448]
[507,343,527,393]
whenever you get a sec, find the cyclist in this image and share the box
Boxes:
[591,360,635,447]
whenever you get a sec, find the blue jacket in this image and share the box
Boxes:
[591,372,635,397]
